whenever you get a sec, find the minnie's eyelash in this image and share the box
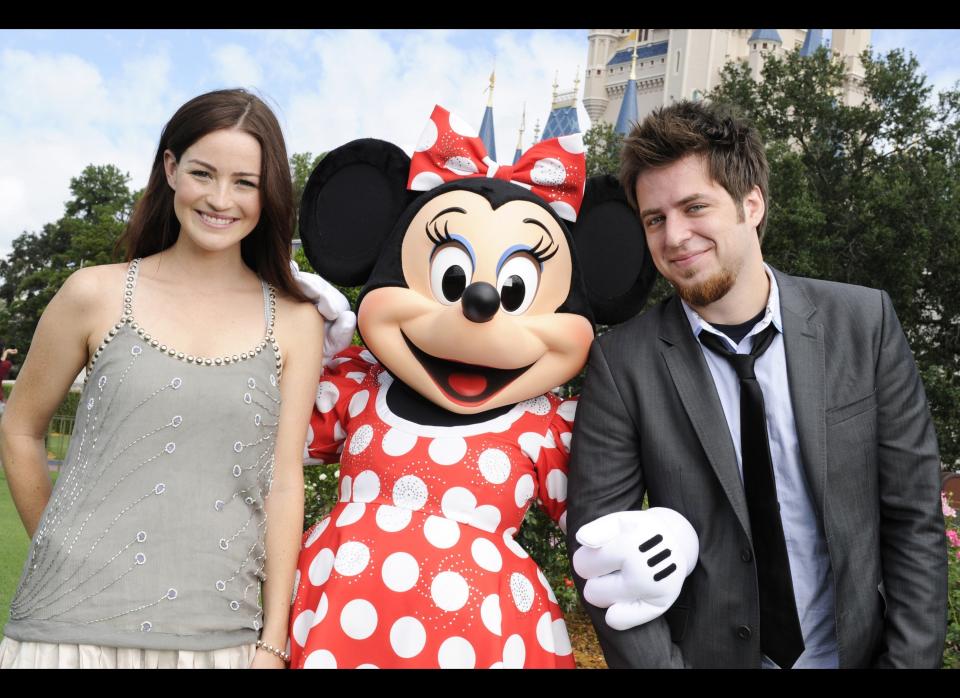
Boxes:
[529,236,559,264]
[426,219,454,247]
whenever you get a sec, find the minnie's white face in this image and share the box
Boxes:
[358,189,594,414]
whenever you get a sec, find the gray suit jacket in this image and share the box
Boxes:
[566,269,948,668]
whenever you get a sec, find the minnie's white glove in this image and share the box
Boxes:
[290,261,357,366]
[572,508,698,631]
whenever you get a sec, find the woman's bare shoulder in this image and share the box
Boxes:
[56,263,128,310]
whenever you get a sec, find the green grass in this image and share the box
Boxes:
[0,469,43,637]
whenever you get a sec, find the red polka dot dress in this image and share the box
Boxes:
[289,347,576,669]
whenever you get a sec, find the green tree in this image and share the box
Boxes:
[290,151,325,241]
[709,47,960,467]
[0,165,134,361]
[583,121,623,177]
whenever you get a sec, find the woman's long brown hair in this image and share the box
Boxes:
[117,89,310,302]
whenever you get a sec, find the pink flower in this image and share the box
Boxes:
[943,493,957,518]
[948,529,960,547]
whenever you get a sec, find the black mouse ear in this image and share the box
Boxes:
[570,174,656,325]
[299,138,413,286]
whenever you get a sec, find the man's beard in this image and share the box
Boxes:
[673,267,736,307]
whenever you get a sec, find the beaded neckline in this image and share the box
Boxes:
[88,258,283,377]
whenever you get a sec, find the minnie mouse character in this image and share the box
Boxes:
[289,107,697,669]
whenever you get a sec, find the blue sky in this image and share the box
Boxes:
[0,29,956,256]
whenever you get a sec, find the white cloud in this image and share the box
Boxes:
[213,44,264,89]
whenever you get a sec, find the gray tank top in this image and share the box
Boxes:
[5,259,283,651]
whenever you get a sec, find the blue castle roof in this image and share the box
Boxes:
[608,41,668,66]
[541,106,580,141]
[479,105,496,161]
[748,29,783,44]
[800,29,824,56]
[615,78,638,136]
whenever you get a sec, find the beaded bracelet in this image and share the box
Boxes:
[255,639,290,663]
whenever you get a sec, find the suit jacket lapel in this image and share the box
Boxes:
[774,269,827,517]
[659,296,754,543]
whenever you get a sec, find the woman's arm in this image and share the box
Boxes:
[0,269,101,537]
[253,299,324,668]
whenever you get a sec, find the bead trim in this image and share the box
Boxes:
[87,258,282,378]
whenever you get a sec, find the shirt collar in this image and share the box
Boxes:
[681,263,783,350]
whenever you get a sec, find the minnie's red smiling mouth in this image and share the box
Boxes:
[401,331,533,406]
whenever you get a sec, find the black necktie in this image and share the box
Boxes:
[699,325,805,669]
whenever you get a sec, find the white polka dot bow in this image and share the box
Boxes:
[408,105,587,222]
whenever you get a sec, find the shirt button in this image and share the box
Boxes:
[736,625,752,640]
[740,549,753,563]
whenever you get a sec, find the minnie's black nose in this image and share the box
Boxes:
[461,282,500,323]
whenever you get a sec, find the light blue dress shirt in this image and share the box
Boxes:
[680,266,839,669]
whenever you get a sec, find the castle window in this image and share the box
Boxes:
[763,42,768,49]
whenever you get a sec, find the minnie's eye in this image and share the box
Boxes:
[497,255,540,314]
[430,245,474,304]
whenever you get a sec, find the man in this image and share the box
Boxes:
[566,100,947,668]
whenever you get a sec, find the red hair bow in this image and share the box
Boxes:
[408,105,586,222]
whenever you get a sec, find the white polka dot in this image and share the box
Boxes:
[431,571,469,612]
[441,487,501,533]
[553,618,573,656]
[437,636,476,669]
[291,569,301,604]
[358,350,377,363]
[390,617,426,659]
[518,432,545,461]
[502,634,526,668]
[328,356,352,367]
[382,428,417,456]
[443,156,479,176]
[530,157,566,186]
[537,567,558,603]
[510,572,535,612]
[339,475,353,501]
[315,592,329,623]
[514,474,535,507]
[423,515,460,549]
[335,502,365,527]
[536,612,556,653]
[304,517,330,548]
[308,548,335,586]
[375,504,412,532]
[557,400,577,421]
[334,421,346,443]
[356,663,378,669]
[345,371,366,384]
[352,470,380,503]
[415,117,439,151]
[480,594,502,636]
[303,649,337,669]
[557,133,585,155]
[448,112,478,138]
[316,382,339,413]
[292,609,319,647]
[560,432,572,451]
[340,599,377,640]
[381,552,419,592]
[550,201,577,222]
[428,436,467,465]
[411,172,445,191]
[392,475,428,510]
[348,390,369,417]
[334,541,370,576]
[478,449,511,484]
[305,424,314,448]
[471,537,502,572]
[558,511,568,534]
[503,528,530,559]
[546,470,568,502]
[348,425,374,455]
[522,395,551,415]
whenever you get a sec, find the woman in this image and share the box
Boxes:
[0,89,324,668]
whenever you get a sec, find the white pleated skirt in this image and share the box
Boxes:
[0,636,256,669]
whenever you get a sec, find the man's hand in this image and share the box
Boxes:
[289,261,357,365]
[573,508,698,631]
